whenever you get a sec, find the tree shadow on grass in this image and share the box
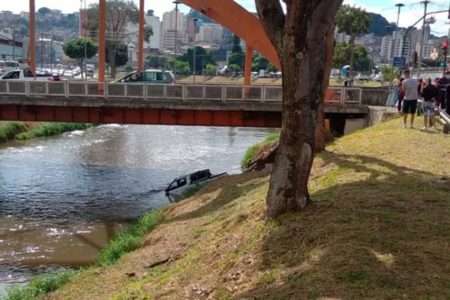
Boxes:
[237,152,450,299]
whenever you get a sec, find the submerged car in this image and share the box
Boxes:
[165,169,227,201]
[114,69,175,84]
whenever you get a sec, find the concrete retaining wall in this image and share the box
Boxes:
[361,87,389,106]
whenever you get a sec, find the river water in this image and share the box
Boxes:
[0,124,273,295]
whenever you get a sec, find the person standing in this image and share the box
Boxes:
[401,70,419,128]
[438,71,450,113]
[421,78,440,130]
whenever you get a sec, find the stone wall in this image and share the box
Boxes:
[361,87,389,106]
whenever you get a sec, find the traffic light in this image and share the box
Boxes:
[442,40,449,50]
[448,4,450,19]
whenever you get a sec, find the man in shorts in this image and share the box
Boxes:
[401,70,418,128]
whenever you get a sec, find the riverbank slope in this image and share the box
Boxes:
[47,118,450,299]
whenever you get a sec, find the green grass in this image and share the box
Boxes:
[5,269,78,300]
[0,122,26,142]
[16,123,91,140]
[98,208,164,266]
[241,131,280,169]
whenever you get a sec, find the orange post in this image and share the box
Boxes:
[138,0,145,71]
[244,46,253,86]
[29,0,36,74]
[98,0,106,84]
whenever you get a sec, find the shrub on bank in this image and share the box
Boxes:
[0,122,26,142]
[98,208,164,265]
[16,123,91,140]
[5,269,78,300]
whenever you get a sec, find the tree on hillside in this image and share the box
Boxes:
[228,52,245,70]
[63,37,97,78]
[144,26,153,43]
[37,7,52,15]
[335,5,371,78]
[146,56,168,69]
[84,0,139,78]
[381,65,399,90]
[177,47,216,75]
[256,0,342,217]
[105,41,128,72]
[252,54,269,71]
[232,34,242,53]
[333,42,373,71]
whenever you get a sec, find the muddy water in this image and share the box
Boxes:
[0,125,273,294]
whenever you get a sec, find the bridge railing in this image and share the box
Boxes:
[0,81,362,105]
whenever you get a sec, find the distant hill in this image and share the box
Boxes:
[368,12,396,36]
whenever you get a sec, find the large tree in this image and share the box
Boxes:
[178,47,216,75]
[85,0,139,78]
[335,5,371,78]
[333,42,373,72]
[62,37,97,78]
[256,0,342,217]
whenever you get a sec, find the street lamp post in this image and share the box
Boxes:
[193,18,198,83]
[417,0,431,77]
[173,1,180,78]
[395,3,404,28]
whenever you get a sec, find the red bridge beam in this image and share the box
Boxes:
[0,105,282,128]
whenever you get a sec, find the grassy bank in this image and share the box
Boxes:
[0,122,92,143]
[39,117,450,299]
[241,130,280,169]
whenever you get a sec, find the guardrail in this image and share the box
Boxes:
[0,81,362,105]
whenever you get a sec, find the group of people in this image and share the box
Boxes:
[391,70,450,130]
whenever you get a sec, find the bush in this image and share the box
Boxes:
[6,269,78,300]
[0,122,26,142]
[16,123,91,140]
[98,209,164,265]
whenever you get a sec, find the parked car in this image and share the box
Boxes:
[0,68,60,81]
[114,69,175,84]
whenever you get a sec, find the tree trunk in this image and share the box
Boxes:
[256,0,342,217]
[315,25,335,151]
[349,35,356,78]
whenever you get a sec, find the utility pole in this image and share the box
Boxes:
[173,1,180,78]
[50,37,53,73]
[417,0,430,77]
[12,27,16,60]
[29,0,36,74]
[193,18,198,83]
[84,0,88,80]
[395,3,405,28]
[40,33,44,69]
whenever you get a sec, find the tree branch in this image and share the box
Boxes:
[255,0,285,54]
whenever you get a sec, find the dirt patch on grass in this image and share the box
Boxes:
[47,118,450,299]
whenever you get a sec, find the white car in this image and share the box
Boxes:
[0,68,60,81]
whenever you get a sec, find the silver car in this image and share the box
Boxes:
[115,69,175,84]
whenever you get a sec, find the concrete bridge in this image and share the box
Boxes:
[0,81,367,127]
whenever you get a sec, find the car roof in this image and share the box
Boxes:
[172,169,211,181]
[143,69,168,72]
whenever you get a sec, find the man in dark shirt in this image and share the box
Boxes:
[421,79,440,130]
[438,71,450,114]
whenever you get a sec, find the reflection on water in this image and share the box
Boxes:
[0,124,273,294]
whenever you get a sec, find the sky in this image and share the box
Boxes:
[0,0,449,35]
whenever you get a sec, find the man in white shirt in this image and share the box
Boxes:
[401,70,419,128]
